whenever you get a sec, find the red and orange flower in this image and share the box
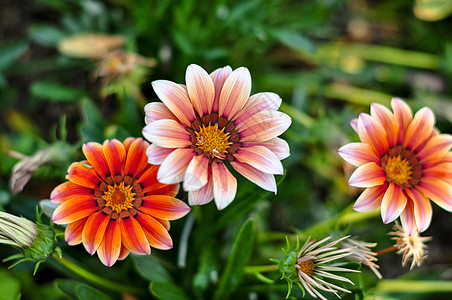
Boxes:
[51,138,190,266]
[339,98,452,234]
[142,64,291,210]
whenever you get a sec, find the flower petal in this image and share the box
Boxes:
[348,162,386,188]
[230,161,277,193]
[124,138,149,179]
[183,154,209,191]
[417,134,452,164]
[135,212,173,250]
[350,118,358,133]
[234,145,284,175]
[144,102,177,125]
[67,162,101,190]
[357,113,388,157]
[118,245,129,260]
[138,166,180,196]
[232,92,282,124]
[97,220,121,267]
[404,107,435,152]
[82,142,110,180]
[243,137,290,160]
[152,80,195,126]
[65,218,87,245]
[400,199,416,236]
[381,183,407,224]
[218,67,251,118]
[50,181,92,203]
[186,64,215,116]
[338,142,380,167]
[391,98,412,143]
[103,139,126,177]
[188,178,214,205]
[370,103,399,148]
[238,110,292,143]
[82,211,110,255]
[140,195,190,220]
[120,216,151,255]
[405,188,432,233]
[422,162,452,183]
[52,196,98,224]
[212,162,237,210]
[417,178,452,211]
[157,149,196,184]
[146,143,174,165]
[143,120,191,149]
[352,183,387,212]
[210,66,233,113]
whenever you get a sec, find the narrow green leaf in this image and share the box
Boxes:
[76,284,111,300]
[30,81,86,102]
[29,24,66,47]
[80,98,105,142]
[213,219,256,300]
[132,255,173,283]
[0,41,28,71]
[271,29,315,54]
[149,282,190,300]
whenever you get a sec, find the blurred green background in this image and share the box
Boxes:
[0,0,452,299]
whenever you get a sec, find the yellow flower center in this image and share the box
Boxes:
[297,259,315,276]
[195,124,231,159]
[384,155,413,186]
[102,182,135,213]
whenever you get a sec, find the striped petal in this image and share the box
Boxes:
[230,161,277,193]
[52,196,98,224]
[212,162,237,210]
[210,66,232,113]
[83,142,109,180]
[118,245,129,260]
[338,142,380,167]
[370,103,398,148]
[238,110,292,143]
[135,212,172,250]
[404,107,435,152]
[234,145,283,175]
[50,181,92,203]
[186,64,215,116]
[142,120,191,148]
[140,195,190,220]
[124,138,149,179]
[218,67,251,119]
[417,178,452,211]
[103,139,126,177]
[183,154,209,191]
[418,134,452,164]
[67,162,101,190]
[381,183,407,224]
[120,216,151,255]
[353,183,387,212]
[348,162,386,188]
[188,178,214,205]
[146,144,174,165]
[233,92,282,124]
[82,211,110,255]
[157,149,196,184]
[391,98,412,143]
[65,218,87,245]
[152,80,195,126]
[97,220,121,267]
[422,163,452,182]
[138,166,180,196]
[357,113,388,157]
[405,188,432,233]
[144,102,177,125]
[400,199,416,236]
[253,137,290,160]
[350,118,358,133]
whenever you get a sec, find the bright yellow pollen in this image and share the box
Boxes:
[385,155,413,185]
[298,259,315,276]
[195,124,231,159]
[102,182,135,213]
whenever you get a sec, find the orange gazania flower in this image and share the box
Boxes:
[142,64,291,209]
[51,138,190,266]
[339,98,452,234]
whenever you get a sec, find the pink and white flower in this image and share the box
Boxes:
[143,64,291,209]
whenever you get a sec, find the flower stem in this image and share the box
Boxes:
[376,246,397,255]
[244,264,279,274]
[51,253,140,294]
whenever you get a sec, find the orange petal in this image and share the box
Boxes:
[157,149,195,184]
[391,98,412,144]
[186,64,215,116]
[231,161,277,193]
[135,212,173,250]
[210,66,232,113]
[124,138,149,179]
[103,139,126,177]
[120,216,151,255]
[212,162,237,210]
[152,80,196,126]
[146,144,174,165]
[357,113,388,157]
[97,220,121,267]
[83,142,110,180]
[218,67,251,119]
[82,211,110,255]
[353,183,387,212]
[238,110,292,143]
[50,181,92,203]
[405,188,432,233]
[138,165,180,196]
[67,161,101,190]
[142,120,191,149]
[52,196,98,224]
[234,145,283,175]
[65,217,88,245]
[233,92,282,124]
[123,137,135,152]
[158,219,170,231]
[140,195,190,220]
[381,183,407,224]
[418,134,452,164]
[118,244,130,261]
[348,162,386,188]
[417,178,452,211]
[400,199,416,236]
[423,162,452,182]
[370,103,399,148]
[183,154,209,191]
[144,102,177,125]
[338,142,380,167]
[404,107,435,152]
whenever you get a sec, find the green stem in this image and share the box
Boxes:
[244,265,279,274]
[51,253,140,294]
[376,280,452,293]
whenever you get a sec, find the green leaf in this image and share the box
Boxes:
[0,269,21,300]
[213,219,256,300]
[270,29,315,54]
[76,284,111,300]
[132,255,173,283]
[0,41,28,71]
[30,81,86,102]
[29,24,66,47]
[149,282,190,300]
[80,98,105,142]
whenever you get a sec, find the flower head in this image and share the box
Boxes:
[342,237,382,279]
[338,98,452,234]
[51,138,190,266]
[143,64,291,209]
[274,236,359,300]
[390,221,431,269]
